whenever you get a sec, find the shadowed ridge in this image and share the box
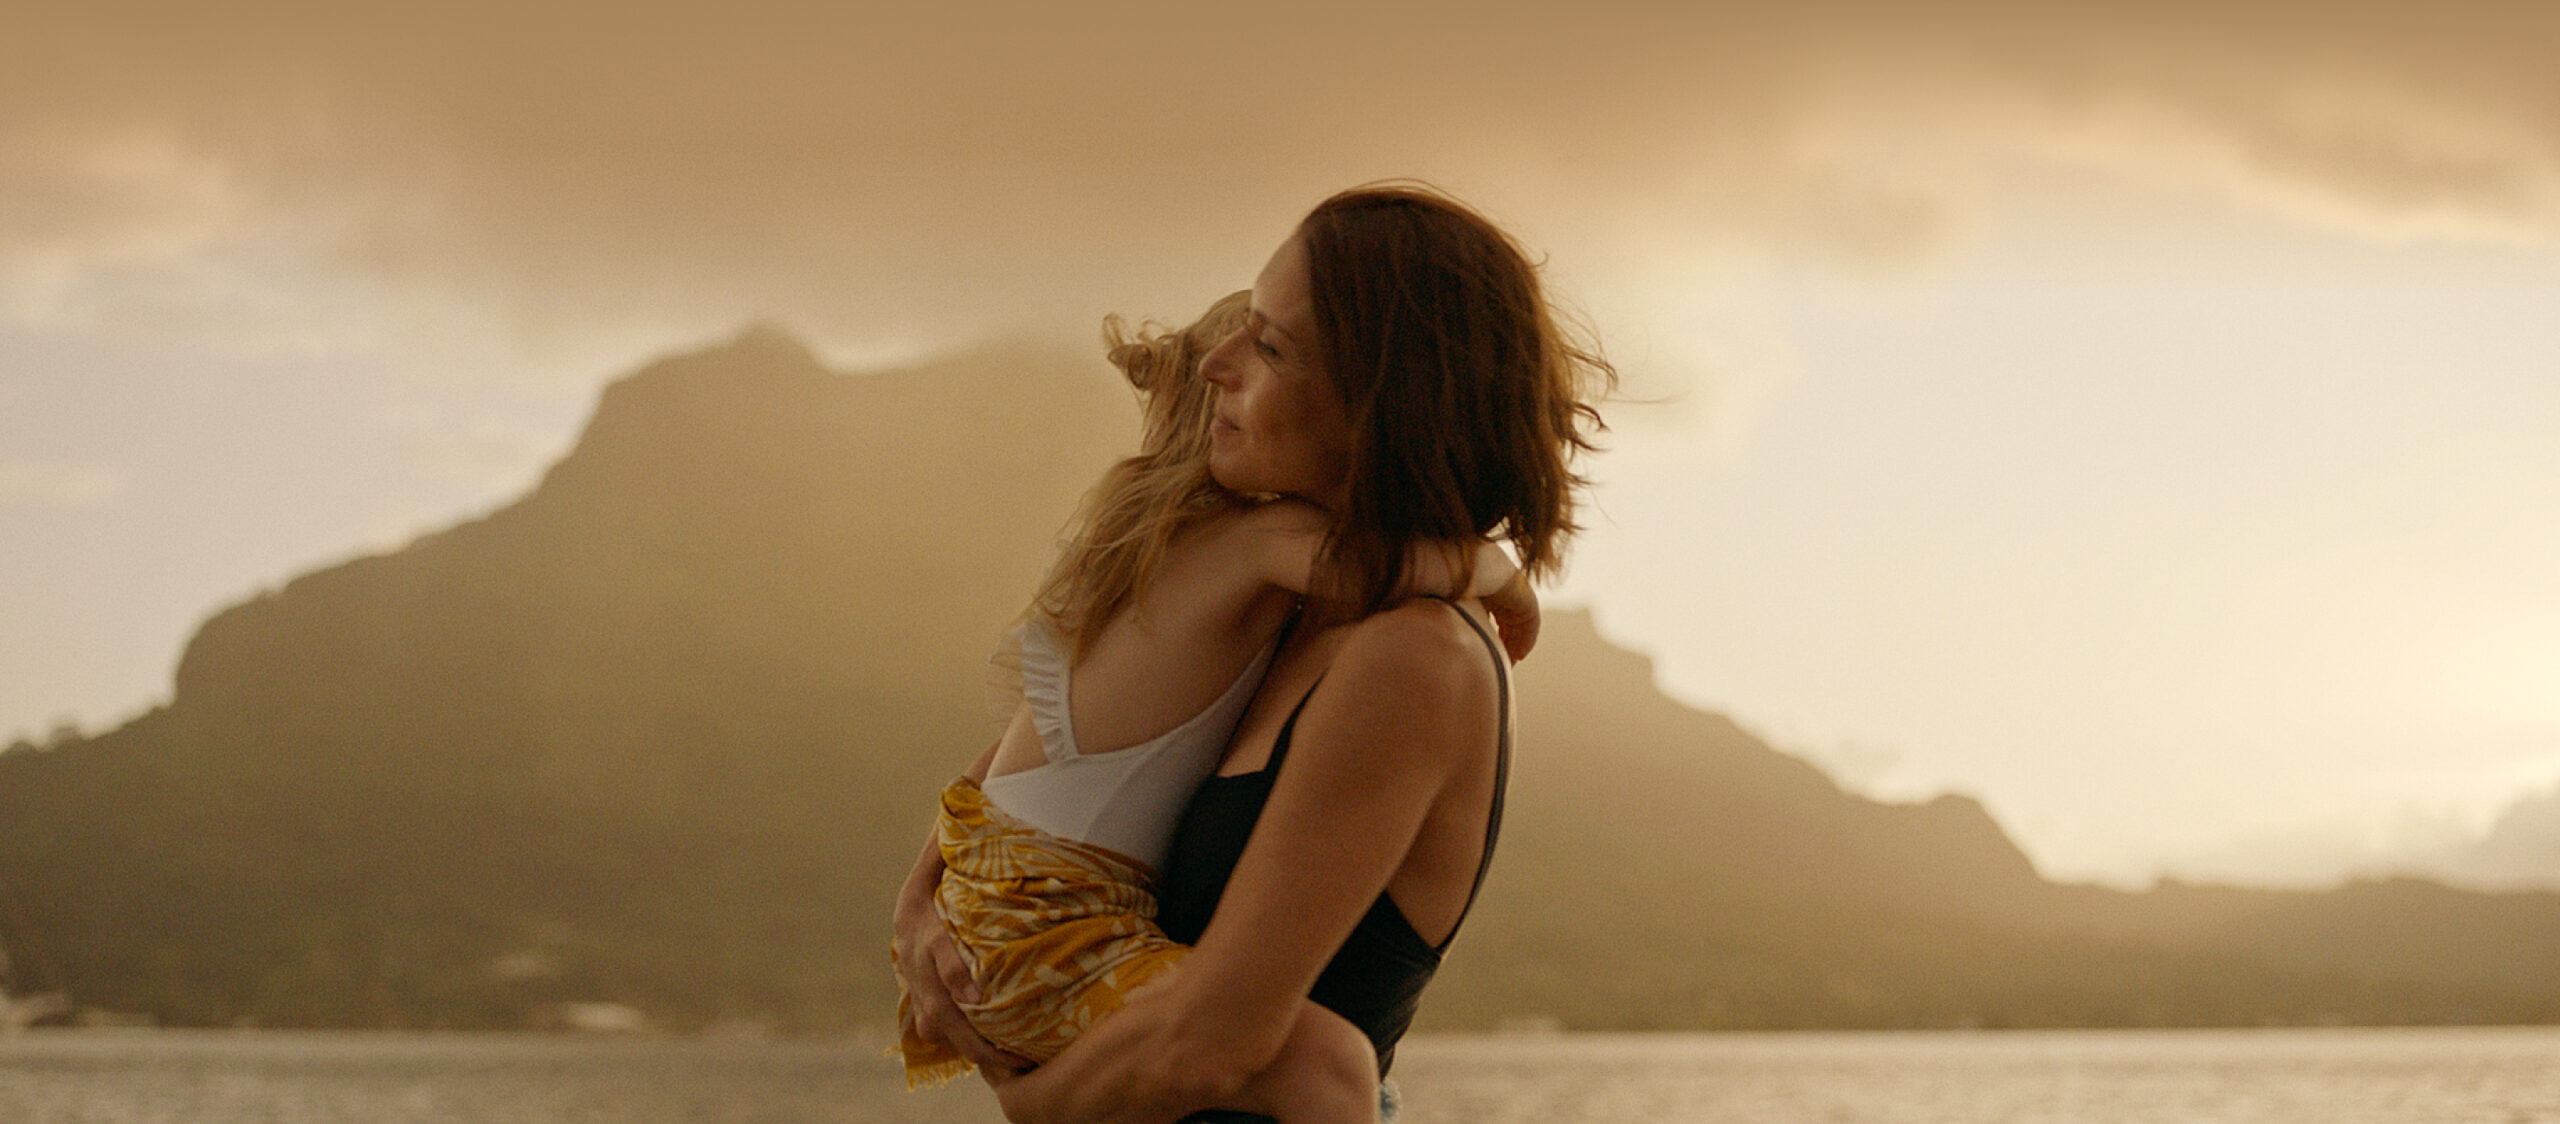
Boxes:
[1434,607,2560,1031]
[9,326,1132,1031]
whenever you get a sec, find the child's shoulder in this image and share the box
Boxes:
[1157,498,1329,598]
[1234,496,1329,535]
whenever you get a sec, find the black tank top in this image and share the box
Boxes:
[1154,599,1512,1084]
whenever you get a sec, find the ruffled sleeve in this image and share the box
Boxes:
[1013,617,1078,763]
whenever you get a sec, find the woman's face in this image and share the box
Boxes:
[1200,234,1356,507]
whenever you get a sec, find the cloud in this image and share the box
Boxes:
[0,461,130,509]
[0,124,253,328]
[4,0,2555,392]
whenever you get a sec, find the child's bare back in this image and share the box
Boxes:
[986,500,1321,782]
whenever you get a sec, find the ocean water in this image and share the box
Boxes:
[4,1026,2556,1124]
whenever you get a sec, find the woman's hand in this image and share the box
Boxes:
[891,762,1034,1078]
[974,984,1225,1124]
[892,898,1031,1075]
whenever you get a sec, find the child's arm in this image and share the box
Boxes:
[1431,540,1539,661]
[1482,563,1539,663]
[1234,500,1519,601]
[1233,501,1539,659]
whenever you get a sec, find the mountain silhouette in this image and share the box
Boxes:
[3,327,2555,1031]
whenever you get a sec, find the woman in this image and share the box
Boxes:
[894,183,1609,1122]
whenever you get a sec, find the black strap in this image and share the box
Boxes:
[1432,598,1511,951]
[1256,601,1319,775]
[1261,597,1512,952]
[1261,671,1327,775]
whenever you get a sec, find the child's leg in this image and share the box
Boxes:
[1221,999,1381,1124]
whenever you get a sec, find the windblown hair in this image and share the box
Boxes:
[1296,183,1613,615]
[1031,290,1256,657]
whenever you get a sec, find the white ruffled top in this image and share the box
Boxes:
[979,617,1278,872]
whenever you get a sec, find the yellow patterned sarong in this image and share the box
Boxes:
[894,776,1189,1089]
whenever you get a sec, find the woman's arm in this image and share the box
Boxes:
[891,739,1035,1075]
[987,604,1500,1123]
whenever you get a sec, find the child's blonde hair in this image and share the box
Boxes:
[1031,290,1256,658]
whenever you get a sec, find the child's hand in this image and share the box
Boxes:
[1485,570,1539,662]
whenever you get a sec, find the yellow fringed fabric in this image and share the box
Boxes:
[894,776,1189,1089]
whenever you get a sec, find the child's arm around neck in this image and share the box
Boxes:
[1226,498,1538,661]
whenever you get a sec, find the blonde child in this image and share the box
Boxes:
[891,292,1533,1122]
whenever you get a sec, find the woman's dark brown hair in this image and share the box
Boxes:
[1297,183,1612,614]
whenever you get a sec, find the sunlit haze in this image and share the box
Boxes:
[5,0,2555,889]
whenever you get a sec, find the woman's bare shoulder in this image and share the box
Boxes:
[1258,600,1500,793]
[1328,601,1501,718]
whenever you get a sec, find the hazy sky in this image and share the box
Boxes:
[6,0,2556,887]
